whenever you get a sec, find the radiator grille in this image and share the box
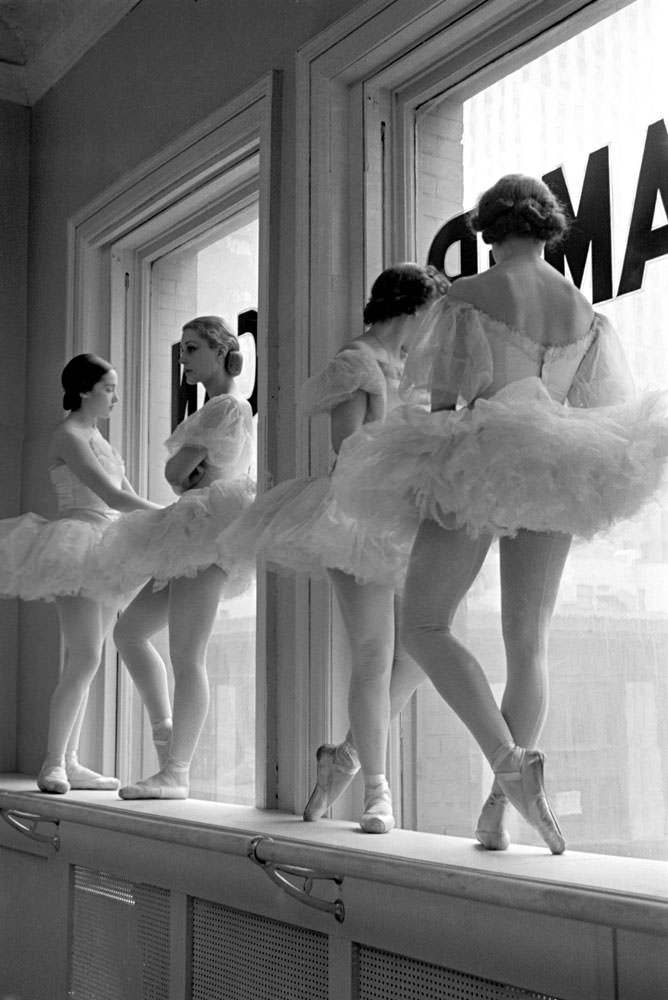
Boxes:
[70,867,170,1000]
[191,898,328,1000]
[354,944,561,1000]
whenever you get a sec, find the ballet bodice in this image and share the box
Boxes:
[49,434,124,520]
[402,300,634,408]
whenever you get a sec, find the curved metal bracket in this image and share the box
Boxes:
[248,835,345,923]
[0,808,61,851]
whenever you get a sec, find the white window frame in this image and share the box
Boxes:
[65,72,280,804]
[294,0,634,821]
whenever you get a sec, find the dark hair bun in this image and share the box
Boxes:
[363,263,449,325]
[469,174,568,247]
[61,353,112,412]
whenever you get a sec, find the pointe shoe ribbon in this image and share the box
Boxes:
[495,749,565,855]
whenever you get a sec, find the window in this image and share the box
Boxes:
[68,77,277,806]
[399,0,668,858]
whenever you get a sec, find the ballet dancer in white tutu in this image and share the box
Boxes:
[0,354,160,794]
[219,264,448,832]
[98,316,255,800]
[332,174,668,854]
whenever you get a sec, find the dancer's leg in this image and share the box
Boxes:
[304,591,426,823]
[324,570,396,831]
[499,530,572,745]
[120,566,226,799]
[402,520,565,853]
[38,596,112,793]
[477,530,571,849]
[400,521,503,759]
[63,602,121,789]
[113,581,173,763]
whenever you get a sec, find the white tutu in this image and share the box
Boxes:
[333,377,668,539]
[218,474,414,589]
[0,511,116,602]
[90,476,256,599]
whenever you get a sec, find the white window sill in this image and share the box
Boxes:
[1,772,666,937]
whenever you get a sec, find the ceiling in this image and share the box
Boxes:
[0,0,143,106]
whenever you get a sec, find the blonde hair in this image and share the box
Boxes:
[182,315,243,375]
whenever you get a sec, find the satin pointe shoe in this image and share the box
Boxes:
[119,763,189,800]
[360,779,395,834]
[65,752,120,791]
[495,749,565,855]
[303,743,360,821]
[37,762,70,794]
[475,788,511,851]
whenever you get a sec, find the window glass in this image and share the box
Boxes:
[140,203,258,803]
[411,0,668,858]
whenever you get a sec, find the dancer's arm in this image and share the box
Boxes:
[54,428,160,511]
[329,389,367,454]
[164,444,208,493]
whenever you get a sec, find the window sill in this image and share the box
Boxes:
[1,772,666,937]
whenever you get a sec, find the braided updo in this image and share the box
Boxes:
[469,174,568,248]
[182,315,243,376]
[61,353,113,412]
[363,263,449,326]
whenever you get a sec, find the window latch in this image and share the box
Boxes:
[0,808,61,851]
[248,835,345,923]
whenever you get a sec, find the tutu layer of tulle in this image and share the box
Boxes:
[333,377,668,539]
[90,476,257,599]
[218,474,414,588]
[0,512,115,602]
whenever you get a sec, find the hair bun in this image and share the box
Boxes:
[225,349,243,376]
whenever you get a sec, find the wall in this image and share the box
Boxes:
[0,97,29,770]
[16,0,363,772]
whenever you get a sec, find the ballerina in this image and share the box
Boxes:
[0,353,160,794]
[332,174,668,853]
[219,264,448,831]
[98,315,256,800]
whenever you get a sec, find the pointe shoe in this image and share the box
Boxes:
[360,781,395,834]
[37,763,70,795]
[475,789,511,851]
[65,752,120,791]
[303,743,360,821]
[119,768,189,800]
[495,749,565,855]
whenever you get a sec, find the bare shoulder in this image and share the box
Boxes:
[447,275,483,304]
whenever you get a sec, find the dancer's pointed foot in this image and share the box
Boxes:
[475,786,510,851]
[495,749,565,855]
[119,764,189,800]
[360,779,395,834]
[65,752,120,791]
[303,742,360,821]
[37,760,70,794]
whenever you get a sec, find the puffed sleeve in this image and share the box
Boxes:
[299,347,386,415]
[567,313,636,407]
[165,395,251,466]
[400,299,494,405]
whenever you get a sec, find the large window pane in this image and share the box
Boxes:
[141,203,258,803]
[412,0,668,858]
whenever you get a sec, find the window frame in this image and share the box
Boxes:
[66,72,280,805]
[295,0,637,823]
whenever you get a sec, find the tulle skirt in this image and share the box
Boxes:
[89,476,257,600]
[332,377,668,539]
[0,511,117,602]
[217,474,414,589]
